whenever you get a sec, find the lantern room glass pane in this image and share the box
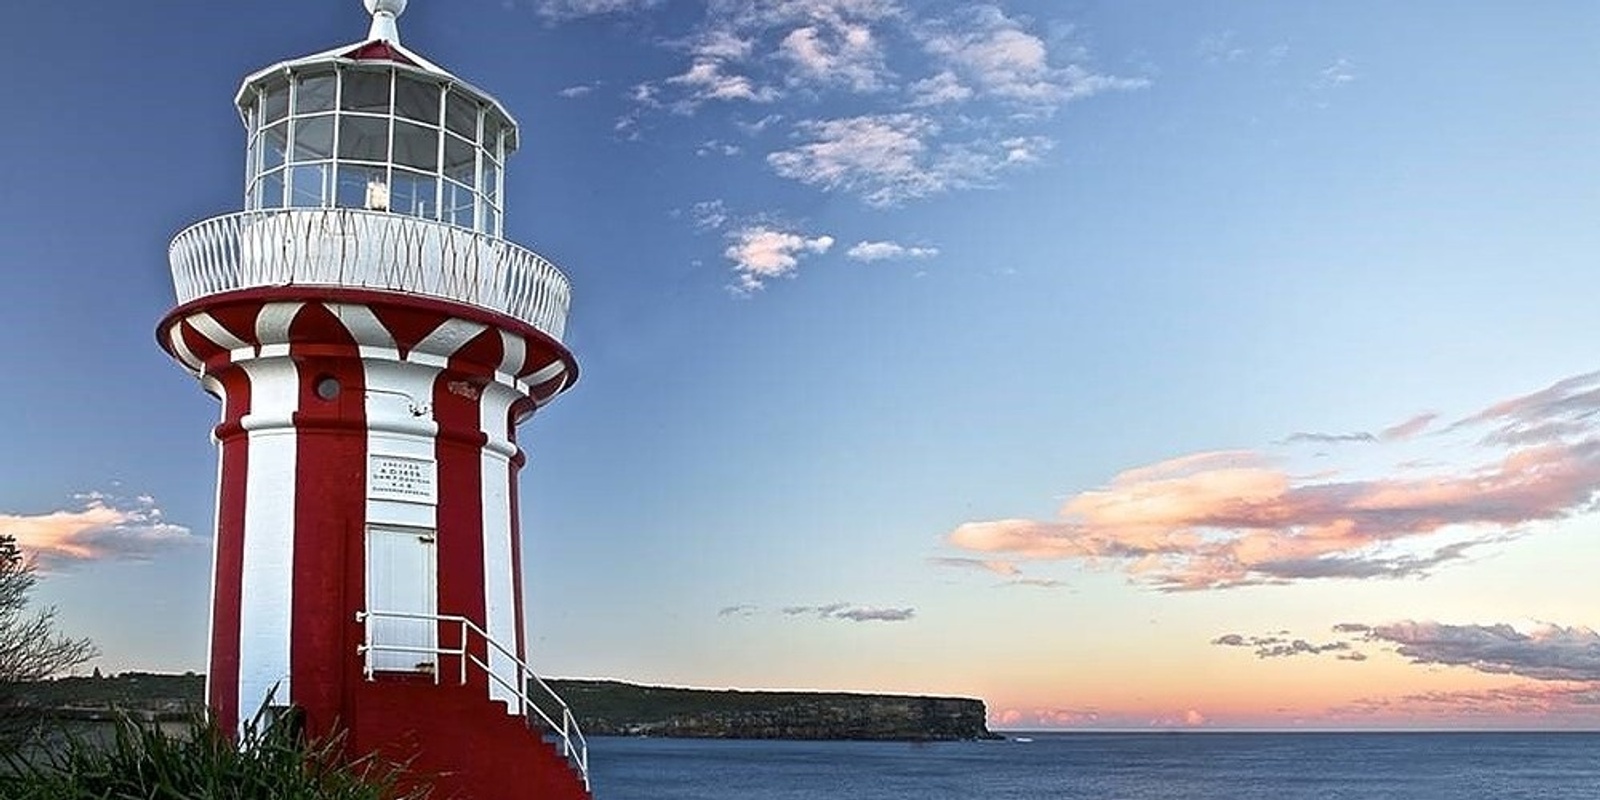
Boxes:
[395,77,441,125]
[338,165,389,210]
[445,92,478,140]
[293,115,335,162]
[442,180,475,228]
[260,169,285,208]
[296,74,337,114]
[391,168,438,219]
[339,116,390,162]
[341,70,392,113]
[261,81,290,124]
[393,121,439,171]
[262,123,288,170]
[289,163,331,207]
[443,135,475,185]
[481,159,500,207]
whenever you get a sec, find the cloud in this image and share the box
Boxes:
[533,0,661,20]
[723,226,835,291]
[1366,622,1600,682]
[667,59,780,106]
[928,556,1019,576]
[918,6,1148,109]
[846,240,939,262]
[1457,371,1600,447]
[1334,682,1600,723]
[781,602,916,622]
[690,199,730,231]
[908,71,973,107]
[1282,431,1378,445]
[1382,413,1438,441]
[1317,57,1356,88]
[944,373,1600,590]
[696,140,743,157]
[768,114,1049,206]
[1,492,196,565]
[778,21,888,92]
[1212,632,1356,659]
[717,603,759,617]
[557,83,598,98]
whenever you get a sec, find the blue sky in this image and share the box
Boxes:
[2,0,1598,728]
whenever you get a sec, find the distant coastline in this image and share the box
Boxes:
[14,673,998,742]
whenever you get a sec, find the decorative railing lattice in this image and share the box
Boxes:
[169,209,571,342]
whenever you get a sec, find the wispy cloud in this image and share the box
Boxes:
[767,114,1051,206]
[846,240,939,262]
[531,0,661,20]
[782,602,916,623]
[1,492,196,566]
[558,83,599,98]
[723,602,916,623]
[723,225,835,292]
[1212,632,1355,659]
[944,373,1600,590]
[1334,682,1600,723]
[918,5,1148,110]
[928,556,1018,576]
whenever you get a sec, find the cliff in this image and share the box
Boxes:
[544,679,996,741]
[14,674,997,741]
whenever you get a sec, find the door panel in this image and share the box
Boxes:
[366,525,437,673]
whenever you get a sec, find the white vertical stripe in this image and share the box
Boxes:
[237,357,300,726]
[200,374,228,721]
[480,382,522,712]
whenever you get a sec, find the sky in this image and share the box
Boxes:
[1,0,1598,730]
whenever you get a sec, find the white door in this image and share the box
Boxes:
[366,525,437,673]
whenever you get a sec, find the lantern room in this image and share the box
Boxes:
[236,35,517,237]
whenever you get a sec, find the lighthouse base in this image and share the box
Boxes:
[351,676,590,800]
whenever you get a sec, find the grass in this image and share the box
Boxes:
[1,706,430,800]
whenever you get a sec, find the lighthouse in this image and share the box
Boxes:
[157,2,590,797]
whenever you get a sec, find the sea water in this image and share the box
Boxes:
[586,732,1600,799]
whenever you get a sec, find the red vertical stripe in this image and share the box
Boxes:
[434,360,490,690]
[289,305,367,739]
[208,365,252,733]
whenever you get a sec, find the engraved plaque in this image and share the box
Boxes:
[370,455,437,504]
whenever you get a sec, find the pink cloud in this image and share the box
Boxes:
[1333,682,1600,725]
[0,493,195,565]
[1381,412,1438,441]
[945,372,1600,590]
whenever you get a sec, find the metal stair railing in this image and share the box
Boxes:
[356,609,589,790]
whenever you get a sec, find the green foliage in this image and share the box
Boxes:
[0,535,97,753]
[1,709,430,800]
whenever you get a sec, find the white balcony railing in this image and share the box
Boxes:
[168,209,571,342]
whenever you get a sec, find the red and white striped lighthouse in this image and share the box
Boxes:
[157,2,591,796]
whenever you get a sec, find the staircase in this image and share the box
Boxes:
[355,610,591,799]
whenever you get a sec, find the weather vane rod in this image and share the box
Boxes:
[365,0,407,43]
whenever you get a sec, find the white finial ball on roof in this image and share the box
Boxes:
[365,0,408,18]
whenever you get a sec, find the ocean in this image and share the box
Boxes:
[585,732,1600,799]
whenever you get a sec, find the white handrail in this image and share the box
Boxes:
[168,208,572,342]
[357,609,589,789]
